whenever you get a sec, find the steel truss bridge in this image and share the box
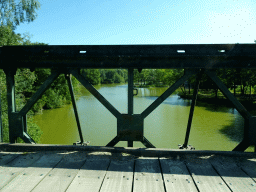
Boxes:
[0,44,256,152]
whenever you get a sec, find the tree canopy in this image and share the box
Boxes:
[0,0,40,28]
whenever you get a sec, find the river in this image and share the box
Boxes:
[33,84,254,152]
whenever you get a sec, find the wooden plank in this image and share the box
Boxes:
[0,152,43,190]
[66,157,110,192]
[210,156,256,192]
[185,155,230,192]
[1,152,65,192]
[238,156,256,182]
[159,157,198,192]
[0,152,21,166]
[133,157,165,192]
[100,159,134,192]
[32,152,87,192]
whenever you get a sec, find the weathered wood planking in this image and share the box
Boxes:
[0,152,43,190]
[32,152,87,192]
[100,159,134,192]
[210,156,256,192]
[0,152,22,166]
[133,157,165,192]
[185,155,230,192]
[237,156,256,183]
[1,152,64,192]
[159,157,198,192]
[66,158,110,192]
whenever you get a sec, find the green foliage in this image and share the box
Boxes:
[0,25,23,45]
[81,69,101,85]
[81,69,126,85]
[100,69,125,84]
[0,0,41,28]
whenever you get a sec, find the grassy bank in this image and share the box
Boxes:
[178,90,256,111]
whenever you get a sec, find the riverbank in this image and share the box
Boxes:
[179,91,256,111]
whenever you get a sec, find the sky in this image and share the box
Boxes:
[14,0,256,45]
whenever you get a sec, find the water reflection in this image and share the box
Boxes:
[33,84,253,151]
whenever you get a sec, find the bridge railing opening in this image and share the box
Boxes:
[0,44,256,152]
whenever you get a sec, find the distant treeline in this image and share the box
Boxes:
[131,68,256,97]
[81,69,128,85]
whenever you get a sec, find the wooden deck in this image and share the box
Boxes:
[0,144,256,192]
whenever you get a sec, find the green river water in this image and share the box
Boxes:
[33,84,254,152]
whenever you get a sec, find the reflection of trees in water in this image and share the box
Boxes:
[219,115,244,143]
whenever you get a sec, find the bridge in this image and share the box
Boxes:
[0,44,256,191]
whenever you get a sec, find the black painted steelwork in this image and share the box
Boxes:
[65,74,85,145]
[1,44,256,151]
[0,82,2,142]
[182,70,203,149]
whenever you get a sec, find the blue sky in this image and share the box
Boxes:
[15,0,256,45]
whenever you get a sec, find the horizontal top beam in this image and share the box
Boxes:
[1,44,256,69]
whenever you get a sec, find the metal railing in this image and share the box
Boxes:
[1,44,256,151]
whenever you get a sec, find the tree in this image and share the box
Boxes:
[81,69,101,85]
[0,25,22,45]
[0,0,40,28]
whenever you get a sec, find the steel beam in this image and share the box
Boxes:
[65,74,84,144]
[183,70,202,148]
[233,139,250,152]
[106,135,121,147]
[0,86,2,142]
[19,70,60,116]
[141,136,155,148]
[5,69,17,143]
[71,69,121,118]
[21,132,35,144]
[128,141,133,147]
[2,44,256,69]
[141,70,199,119]
[128,68,134,115]
[205,70,252,120]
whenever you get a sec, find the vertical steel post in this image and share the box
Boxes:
[5,69,17,143]
[0,87,2,142]
[128,68,134,115]
[65,74,84,144]
[183,71,202,148]
[128,68,134,147]
[128,140,133,147]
